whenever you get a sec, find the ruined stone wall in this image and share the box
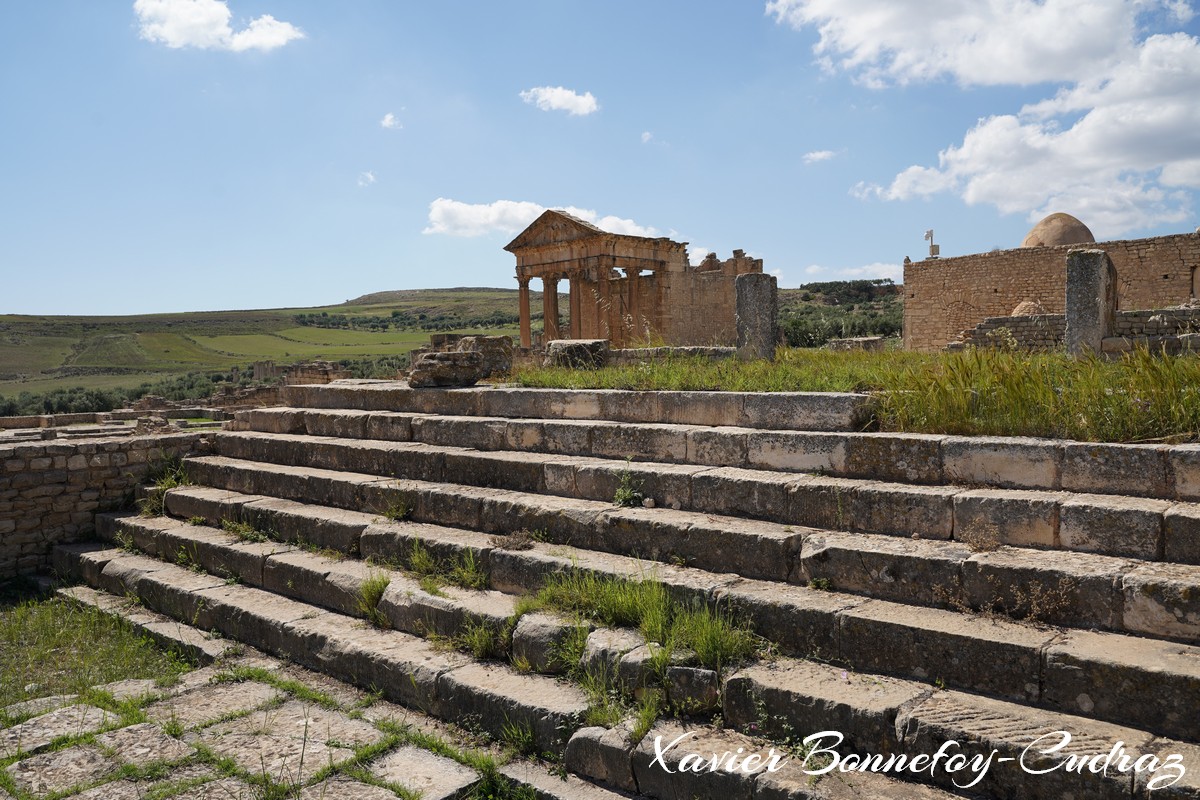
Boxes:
[954,306,1200,352]
[904,232,1200,351]
[659,251,763,346]
[0,432,209,578]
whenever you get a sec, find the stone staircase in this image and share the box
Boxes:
[54,380,1200,799]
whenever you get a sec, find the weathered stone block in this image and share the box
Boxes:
[1122,562,1200,641]
[844,433,944,484]
[1059,494,1169,560]
[1062,443,1171,498]
[735,272,777,361]
[799,532,969,607]
[746,431,848,473]
[1065,249,1117,355]
[942,436,1062,489]
[543,339,609,369]
[1165,503,1200,565]
[953,489,1063,549]
[564,723,639,792]
[408,351,486,388]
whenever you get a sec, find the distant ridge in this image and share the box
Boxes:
[344,287,518,305]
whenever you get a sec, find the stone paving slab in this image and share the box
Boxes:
[97,678,161,702]
[191,730,355,785]
[0,694,77,722]
[0,704,117,758]
[299,776,397,799]
[63,764,216,800]
[370,745,478,799]
[143,681,283,730]
[5,744,117,797]
[95,722,193,766]
[172,777,256,799]
[203,699,383,748]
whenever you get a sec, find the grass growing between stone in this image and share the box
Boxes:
[527,571,759,675]
[513,345,1200,442]
[0,596,191,712]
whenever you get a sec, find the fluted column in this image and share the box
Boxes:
[543,276,560,341]
[517,277,531,348]
[625,268,641,342]
[568,277,582,339]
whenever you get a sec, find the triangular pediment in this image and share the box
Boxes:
[504,210,607,252]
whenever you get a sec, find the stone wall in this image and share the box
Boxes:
[904,232,1200,351]
[954,306,1200,352]
[0,432,209,579]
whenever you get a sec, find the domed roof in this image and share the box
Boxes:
[1021,213,1095,248]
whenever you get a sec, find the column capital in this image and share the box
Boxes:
[516,276,530,287]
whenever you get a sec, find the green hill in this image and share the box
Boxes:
[0,280,902,408]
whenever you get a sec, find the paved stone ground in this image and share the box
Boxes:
[0,647,537,800]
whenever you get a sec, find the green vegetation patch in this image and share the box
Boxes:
[0,596,191,711]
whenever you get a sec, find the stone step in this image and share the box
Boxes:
[115,483,1200,741]
[57,548,590,755]
[57,551,1197,799]
[235,405,1200,503]
[280,380,876,433]
[182,455,1200,647]
[54,582,635,800]
[95,512,522,649]
[718,658,1199,800]
[566,719,971,799]
[209,430,1200,565]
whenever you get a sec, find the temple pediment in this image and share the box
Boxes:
[504,210,607,252]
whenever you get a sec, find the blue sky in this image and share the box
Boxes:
[3,1,1198,315]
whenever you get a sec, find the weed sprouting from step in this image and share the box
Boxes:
[958,520,1003,552]
[186,516,206,526]
[220,518,271,544]
[447,549,488,591]
[499,719,537,757]
[356,572,391,628]
[454,620,507,660]
[535,571,759,676]
[137,459,193,517]
[377,496,411,523]
[405,539,489,592]
[808,577,833,591]
[612,458,646,508]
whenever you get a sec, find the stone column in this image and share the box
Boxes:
[736,272,778,361]
[599,270,613,341]
[543,276,561,342]
[517,277,532,348]
[625,268,641,342]
[1065,249,1117,356]
[568,277,581,339]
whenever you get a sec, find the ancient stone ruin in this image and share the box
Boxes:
[904,212,1200,351]
[506,210,764,348]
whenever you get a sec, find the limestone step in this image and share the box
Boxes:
[58,551,1196,800]
[235,405,1200,504]
[209,430,1200,565]
[280,380,877,432]
[55,582,636,800]
[104,486,1200,742]
[182,455,1200,648]
[95,512,522,648]
[57,548,590,755]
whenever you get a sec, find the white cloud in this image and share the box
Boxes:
[134,0,303,52]
[775,1,1200,236]
[380,113,402,130]
[641,131,654,144]
[519,86,599,116]
[872,32,1200,236]
[688,247,712,266]
[357,171,376,187]
[423,199,658,238]
[765,0,1182,87]
[803,149,836,164]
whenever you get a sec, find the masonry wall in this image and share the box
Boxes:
[904,232,1200,351]
[0,432,209,579]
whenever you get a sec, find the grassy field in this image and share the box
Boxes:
[1,282,899,400]
[514,346,1200,443]
[0,288,528,398]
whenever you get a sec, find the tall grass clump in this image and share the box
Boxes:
[534,571,757,675]
[876,345,1200,442]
